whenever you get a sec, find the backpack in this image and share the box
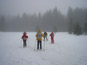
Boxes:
[23,36,27,40]
[37,33,41,39]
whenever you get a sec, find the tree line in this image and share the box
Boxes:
[0,7,87,35]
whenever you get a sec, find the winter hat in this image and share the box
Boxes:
[38,29,42,33]
[23,32,26,34]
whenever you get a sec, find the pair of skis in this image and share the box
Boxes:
[34,49,45,51]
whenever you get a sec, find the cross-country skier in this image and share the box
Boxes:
[22,32,28,48]
[35,29,44,50]
[50,32,54,43]
[44,32,48,41]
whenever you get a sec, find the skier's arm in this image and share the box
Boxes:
[41,33,44,38]
[22,36,24,39]
[50,34,51,36]
[35,33,37,37]
[26,36,28,38]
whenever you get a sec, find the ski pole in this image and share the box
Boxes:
[34,40,37,50]
[21,39,23,48]
[43,40,45,51]
[27,38,29,47]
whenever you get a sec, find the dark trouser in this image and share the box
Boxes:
[37,40,42,50]
[23,40,27,47]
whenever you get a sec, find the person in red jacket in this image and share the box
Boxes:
[22,32,28,48]
[50,32,54,44]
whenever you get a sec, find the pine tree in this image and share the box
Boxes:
[0,16,5,31]
[67,7,74,34]
[73,23,82,35]
[84,22,87,35]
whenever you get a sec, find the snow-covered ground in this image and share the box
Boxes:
[0,32,87,65]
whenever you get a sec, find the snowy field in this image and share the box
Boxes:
[0,32,87,65]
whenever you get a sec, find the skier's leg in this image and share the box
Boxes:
[23,40,25,47]
[37,41,39,50]
[53,38,54,43]
[25,40,27,47]
[24,40,27,47]
[24,40,26,46]
[51,37,54,43]
[40,41,42,50]
[51,37,53,43]
[46,37,48,41]
[44,37,45,41]
[52,40,54,43]
[44,37,46,41]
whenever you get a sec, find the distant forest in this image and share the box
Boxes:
[0,7,87,32]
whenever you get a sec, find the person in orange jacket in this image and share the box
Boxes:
[35,29,44,50]
[22,32,28,48]
[50,32,54,43]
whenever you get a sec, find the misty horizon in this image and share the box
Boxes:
[0,7,87,32]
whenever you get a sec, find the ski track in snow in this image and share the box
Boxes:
[0,32,87,65]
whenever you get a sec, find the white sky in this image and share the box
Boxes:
[0,0,87,16]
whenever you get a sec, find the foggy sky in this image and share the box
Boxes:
[0,0,87,16]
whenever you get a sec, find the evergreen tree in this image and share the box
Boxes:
[67,7,74,34]
[0,16,5,31]
[84,22,87,35]
[73,23,82,35]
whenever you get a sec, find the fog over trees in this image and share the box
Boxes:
[0,7,87,33]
